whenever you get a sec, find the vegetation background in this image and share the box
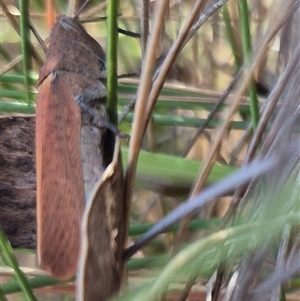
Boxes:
[0,0,299,300]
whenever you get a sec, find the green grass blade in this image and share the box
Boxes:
[238,0,259,128]
[19,0,32,104]
[123,112,247,129]
[0,74,36,85]
[106,0,119,125]
[121,147,236,193]
[117,213,299,301]
[0,101,35,114]
[129,218,221,236]
[0,230,37,301]
[0,287,9,301]
[0,275,60,295]
[222,5,242,69]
